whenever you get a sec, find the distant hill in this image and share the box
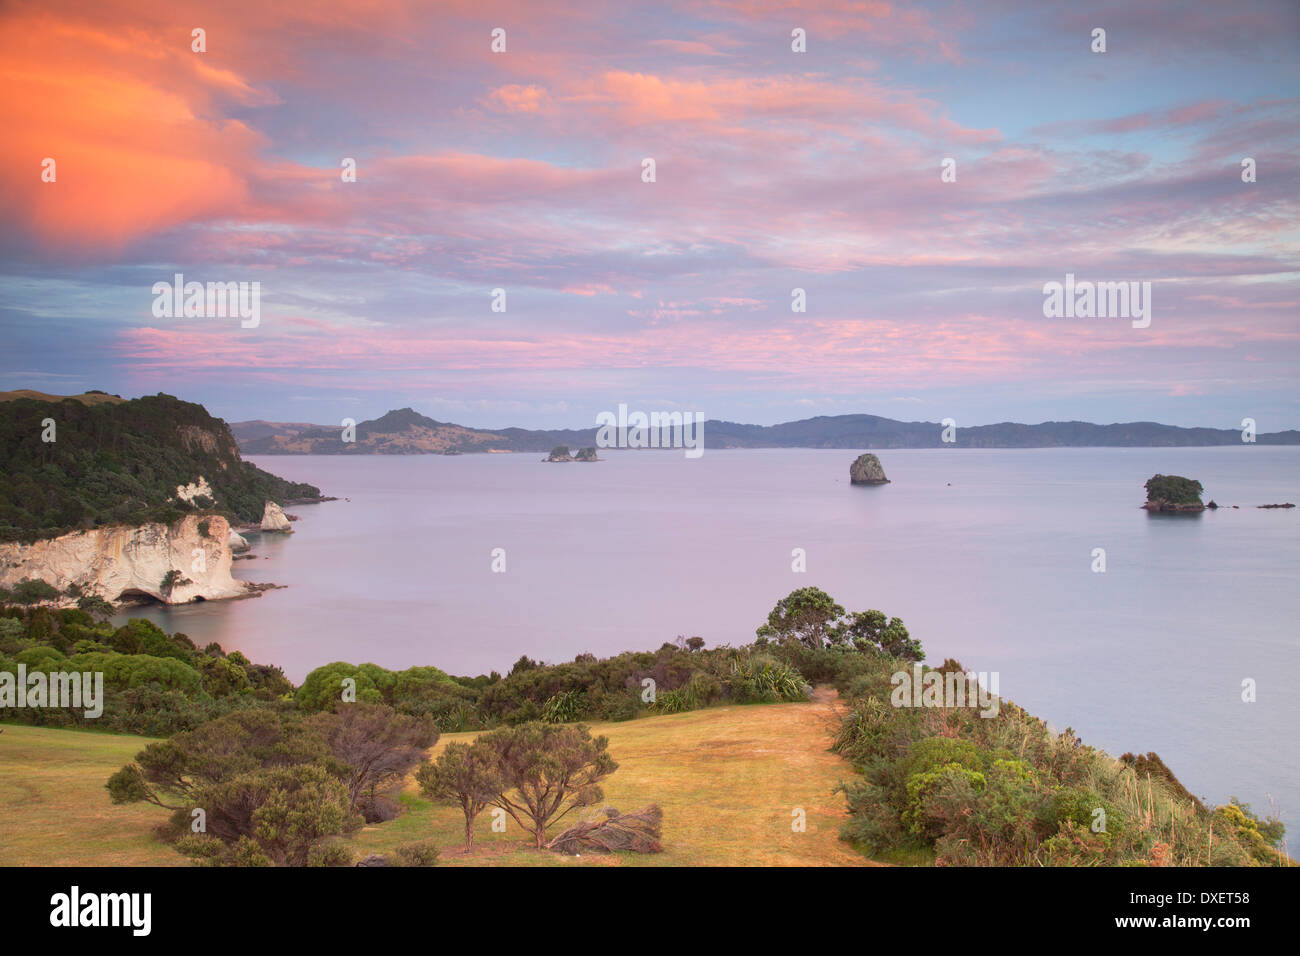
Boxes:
[0,393,322,541]
[237,407,597,455]
[0,389,126,407]
[227,419,326,444]
[706,415,1300,448]
[234,409,1300,454]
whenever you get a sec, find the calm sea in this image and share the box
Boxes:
[116,447,1300,825]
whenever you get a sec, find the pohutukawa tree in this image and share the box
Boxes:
[756,586,922,660]
[755,587,845,648]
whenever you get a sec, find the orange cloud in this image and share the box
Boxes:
[0,13,265,252]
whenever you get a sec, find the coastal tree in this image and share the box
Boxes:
[309,702,438,820]
[415,741,503,849]
[9,578,59,605]
[756,588,923,660]
[107,709,359,865]
[474,722,618,848]
[295,661,383,710]
[75,593,116,620]
[839,609,923,661]
[106,709,330,811]
[755,587,846,648]
[509,655,539,677]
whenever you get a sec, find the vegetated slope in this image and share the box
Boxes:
[0,692,870,867]
[0,393,321,542]
[0,389,126,407]
[241,407,512,455]
[238,407,594,455]
[705,415,1300,448]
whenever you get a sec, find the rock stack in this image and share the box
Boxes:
[849,453,890,485]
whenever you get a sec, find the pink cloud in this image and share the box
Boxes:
[487,84,549,113]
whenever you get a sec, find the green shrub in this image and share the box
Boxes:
[726,654,810,703]
[902,763,986,838]
[307,841,354,867]
[390,839,439,867]
[540,688,586,723]
[10,579,60,604]
[1054,787,1125,845]
[900,737,985,780]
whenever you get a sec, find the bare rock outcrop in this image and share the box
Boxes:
[228,530,251,553]
[0,514,248,606]
[174,476,214,504]
[260,501,293,533]
[849,453,890,485]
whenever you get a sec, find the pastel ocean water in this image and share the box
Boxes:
[116,447,1300,825]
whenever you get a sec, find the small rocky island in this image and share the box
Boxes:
[1142,474,1205,513]
[849,452,890,485]
[260,500,294,532]
[543,445,600,462]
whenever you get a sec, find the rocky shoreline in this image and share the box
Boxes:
[0,514,250,608]
[0,497,329,610]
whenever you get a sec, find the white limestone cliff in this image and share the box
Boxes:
[260,501,293,533]
[0,514,249,606]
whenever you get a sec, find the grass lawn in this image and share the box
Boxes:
[0,724,178,866]
[0,687,877,867]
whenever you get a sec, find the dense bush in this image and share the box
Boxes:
[754,586,923,659]
[108,704,437,865]
[1143,474,1203,506]
[0,393,320,541]
[831,652,1289,867]
[0,605,291,735]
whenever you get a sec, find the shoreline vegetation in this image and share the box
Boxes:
[0,587,1290,867]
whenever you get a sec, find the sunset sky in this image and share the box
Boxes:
[1,0,1297,430]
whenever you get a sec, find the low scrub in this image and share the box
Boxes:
[831,655,1290,867]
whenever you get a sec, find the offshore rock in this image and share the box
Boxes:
[849,453,890,485]
[260,501,293,533]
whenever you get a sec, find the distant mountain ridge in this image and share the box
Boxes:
[233,409,1300,454]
